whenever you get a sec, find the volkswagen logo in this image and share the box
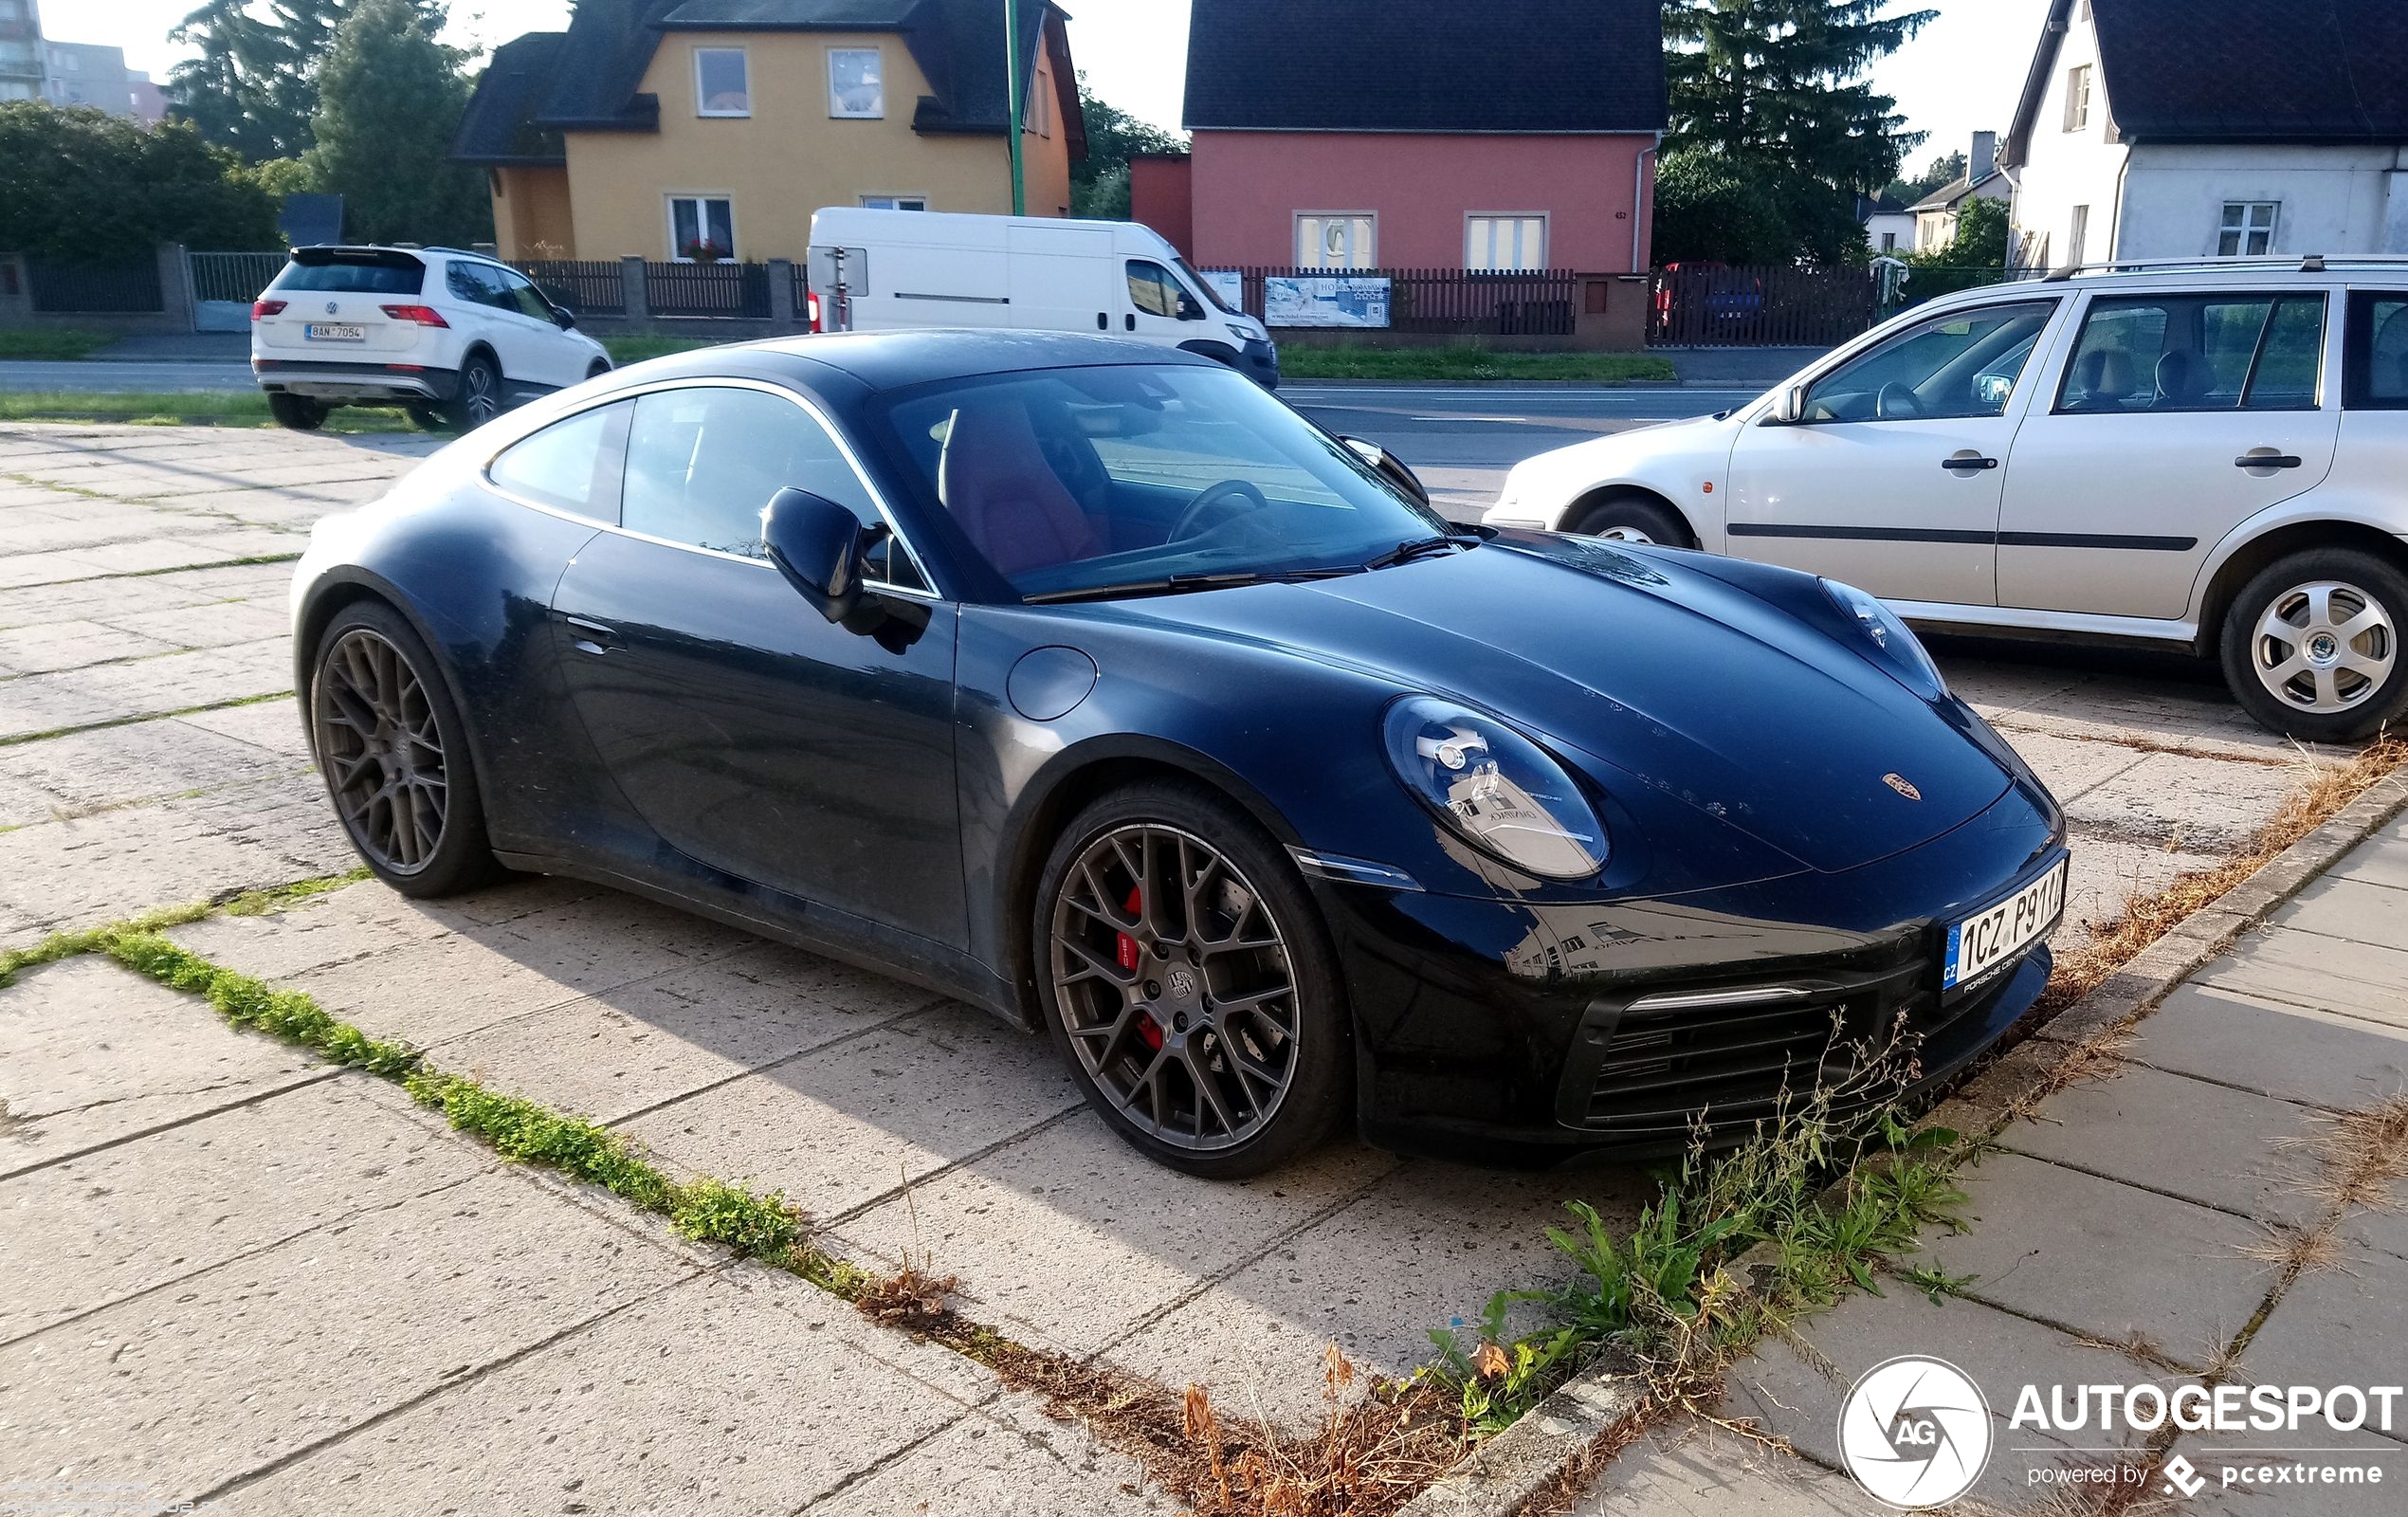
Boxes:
[1883,772,1924,801]
[1165,966,1197,1000]
[1838,1355,1992,1508]
[325,300,339,315]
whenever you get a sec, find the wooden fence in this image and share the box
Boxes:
[516,260,629,318]
[1648,264,2025,347]
[642,261,772,320]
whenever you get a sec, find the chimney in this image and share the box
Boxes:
[1971,131,1998,184]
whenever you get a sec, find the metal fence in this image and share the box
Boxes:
[1209,266,1580,337]
[186,250,286,331]
[643,261,772,319]
[515,259,627,317]
[27,258,163,315]
[1648,263,2027,347]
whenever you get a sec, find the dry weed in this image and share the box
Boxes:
[2286,1094,2408,1214]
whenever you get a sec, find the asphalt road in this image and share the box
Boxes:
[0,358,258,393]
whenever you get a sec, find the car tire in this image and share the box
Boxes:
[267,392,328,430]
[586,358,611,381]
[1032,779,1351,1179]
[2218,547,2408,742]
[406,404,450,432]
[1573,491,1695,547]
[445,351,503,431]
[308,600,501,898]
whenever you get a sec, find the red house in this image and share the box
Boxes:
[1138,0,1667,346]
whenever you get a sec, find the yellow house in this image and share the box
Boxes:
[452,0,1084,263]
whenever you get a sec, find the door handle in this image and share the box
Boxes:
[1941,453,1998,472]
[1124,313,1137,332]
[557,612,618,655]
[2235,452,2304,469]
[1096,312,1107,330]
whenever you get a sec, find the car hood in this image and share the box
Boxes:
[1143,539,2012,874]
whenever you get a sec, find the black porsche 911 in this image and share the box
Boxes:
[290,331,2069,1177]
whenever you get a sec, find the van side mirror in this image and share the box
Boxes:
[1772,383,1809,424]
[1177,291,1204,320]
[762,487,867,624]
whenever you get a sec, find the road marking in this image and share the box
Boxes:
[1407,415,1530,423]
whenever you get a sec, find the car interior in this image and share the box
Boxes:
[2055,294,2325,412]
[1803,302,2056,422]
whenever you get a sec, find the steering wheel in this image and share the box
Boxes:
[1875,382,1925,421]
[1168,478,1271,543]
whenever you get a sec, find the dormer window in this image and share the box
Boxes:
[829,48,884,119]
[695,47,748,117]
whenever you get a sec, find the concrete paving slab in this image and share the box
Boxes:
[622,1003,1085,1221]
[1570,1421,1877,1516]
[0,956,328,1178]
[0,716,301,829]
[1925,1152,2279,1368]
[0,619,179,675]
[96,598,291,650]
[232,1266,1010,1517]
[2330,818,2408,891]
[0,561,291,631]
[2065,750,2290,854]
[810,1388,1173,1517]
[47,636,289,718]
[2263,876,2408,946]
[0,1076,494,1343]
[2204,927,2408,1030]
[1990,728,2150,804]
[2062,835,2228,943]
[1998,1062,2326,1229]
[1105,1159,1652,1430]
[835,1113,1393,1359]
[2123,982,2408,1112]
[2165,1424,2408,1514]
[0,1168,704,1502]
[2221,1243,2408,1448]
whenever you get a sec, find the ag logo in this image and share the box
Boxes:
[1837,1355,1992,1508]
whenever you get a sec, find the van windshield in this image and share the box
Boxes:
[876,363,1452,602]
[1175,257,1238,316]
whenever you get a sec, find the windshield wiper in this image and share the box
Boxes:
[1023,567,1350,605]
[1360,534,1472,572]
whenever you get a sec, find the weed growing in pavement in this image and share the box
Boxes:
[1896,1260,1981,1305]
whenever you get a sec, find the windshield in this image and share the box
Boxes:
[876,363,1449,601]
[1175,256,1238,317]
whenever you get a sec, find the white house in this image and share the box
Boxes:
[1857,192,1915,256]
[2002,0,2408,268]
[1907,131,2013,254]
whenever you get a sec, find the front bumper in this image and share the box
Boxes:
[1319,778,2066,1165]
[1241,337,1280,390]
[254,358,459,404]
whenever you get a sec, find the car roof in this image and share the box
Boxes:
[1918,255,2408,316]
[719,330,1223,393]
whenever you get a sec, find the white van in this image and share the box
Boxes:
[807,209,1278,388]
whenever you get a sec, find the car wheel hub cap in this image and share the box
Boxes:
[1049,822,1298,1152]
[1597,526,1654,543]
[2253,579,2396,715]
[313,628,448,872]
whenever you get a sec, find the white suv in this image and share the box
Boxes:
[1486,257,2408,740]
[251,246,611,432]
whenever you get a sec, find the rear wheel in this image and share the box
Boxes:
[1574,491,1695,547]
[309,601,500,897]
[1034,781,1350,1178]
[444,352,502,431]
[2219,547,2408,742]
[267,392,328,430]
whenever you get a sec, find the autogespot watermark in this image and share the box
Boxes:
[1836,1359,2404,1508]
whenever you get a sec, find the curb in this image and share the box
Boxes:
[1396,765,2408,1517]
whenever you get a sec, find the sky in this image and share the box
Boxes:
[63,0,2050,180]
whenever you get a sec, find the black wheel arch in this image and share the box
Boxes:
[1177,338,1242,368]
[2197,520,2408,655]
[1568,484,1697,543]
[293,572,495,796]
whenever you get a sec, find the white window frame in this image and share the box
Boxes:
[664,193,738,263]
[827,46,885,119]
[2068,204,2089,266]
[859,194,928,211]
[693,46,750,118]
[2064,65,2092,132]
[1294,212,1377,269]
[2219,200,2280,257]
[1464,212,1549,272]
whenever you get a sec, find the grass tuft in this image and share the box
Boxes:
[1276,345,1675,383]
[0,328,114,360]
[0,390,415,431]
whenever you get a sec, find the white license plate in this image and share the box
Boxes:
[305,323,365,341]
[1943,858,2067,991]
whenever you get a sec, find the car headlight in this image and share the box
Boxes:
[1820,578,1946,699]
[1381,696,1607,879]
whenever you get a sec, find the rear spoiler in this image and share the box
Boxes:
[290,247,426,270]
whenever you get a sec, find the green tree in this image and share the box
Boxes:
[1651,150,1791,263]
[1904,195,2008,295]
[1882,147,1962,207]
[0,102,278,261]
[168,0,447,162]
[305,0,490,245]
[1070,75,1185,220]
[1661,0,1935,263]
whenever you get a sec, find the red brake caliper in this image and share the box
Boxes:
[1116,886,1164,1051]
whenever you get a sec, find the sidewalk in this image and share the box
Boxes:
[1578,807,2408,1514]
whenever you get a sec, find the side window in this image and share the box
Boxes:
[1125,261,1180,318]
[445,262,483,305]
[2056,293,2326,414]
[2344,293,2408,411]
[486,402,629,521]
[621,387,882,559]
[1802,301,2057,423]
[497,268,554,322]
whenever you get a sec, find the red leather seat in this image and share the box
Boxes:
[939,400,1102,576]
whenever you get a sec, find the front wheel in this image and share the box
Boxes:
[1574,491,1695,547]
[266,392,327,430]
[309,600,500,897]
[2219,547,2408,741]
[1034,781,1350,1178]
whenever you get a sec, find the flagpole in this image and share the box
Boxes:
[1004,0,1027,215]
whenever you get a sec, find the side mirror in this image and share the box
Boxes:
[552,304,576,330]
[1772,383,1809,424]
[1177,292,1205,320]
[762,487,867,624]
[1339,435,1431,508]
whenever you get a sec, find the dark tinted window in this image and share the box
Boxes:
[446,261,512,310]
[2344,292,2408,410]
[495,267,556,321]
[486,402,628,521]
[272,258,423,295]
[622,387,875,557]
[2057,293,2326,413]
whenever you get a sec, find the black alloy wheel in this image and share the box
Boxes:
[1036,782,1348,1178]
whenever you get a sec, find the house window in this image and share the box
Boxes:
[694,47,749,117]
[1879,231,1897,252]
[2068,205,2089,266]
[1026,67,1050,136]
[666,195,736,262]
[1466,215,1547,271]
[2064,65,2092,131]
[1295,214,1375,269]
[2219,201,2279,256]
[860,195,927,211]
[829,47,883,118]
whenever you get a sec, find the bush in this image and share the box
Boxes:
[1651,151,1792,265]
[0,102,276,262]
